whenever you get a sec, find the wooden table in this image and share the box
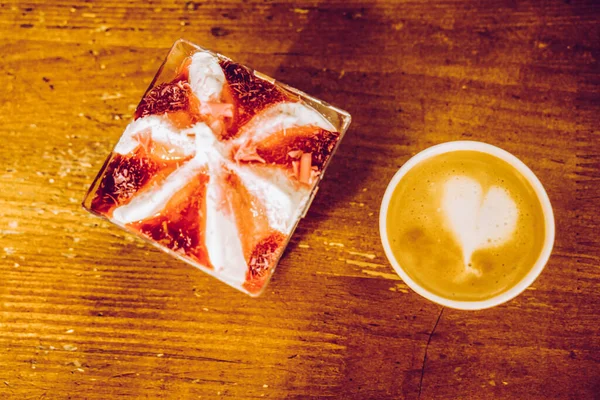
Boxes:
[1,0,598,398]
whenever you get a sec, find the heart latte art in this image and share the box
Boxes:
[386,150,546,301]
[441,176,518,280]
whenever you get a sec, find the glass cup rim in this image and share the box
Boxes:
[379,140,555,310]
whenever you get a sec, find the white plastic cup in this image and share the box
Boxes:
[379,141,555,310]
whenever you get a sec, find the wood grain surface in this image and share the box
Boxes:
[1,0,599,399]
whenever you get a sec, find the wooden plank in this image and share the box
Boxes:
[0,0,598,398]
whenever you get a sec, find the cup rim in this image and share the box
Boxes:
[379,141,555,310]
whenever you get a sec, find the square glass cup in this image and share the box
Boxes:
[83,39,351,296]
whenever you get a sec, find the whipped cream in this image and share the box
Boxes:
[234,102,336,145]
[114,115,196,156]
[112,122,217,224]
[112,157,206,224]
[233,165,308,234]
[188,51,225,102]
[204,168,248,286]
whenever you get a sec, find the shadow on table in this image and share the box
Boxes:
[276,2,378,223]
[277,1,402,250]
[270,2,427,398]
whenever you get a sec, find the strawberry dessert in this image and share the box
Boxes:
[84,41,350,295]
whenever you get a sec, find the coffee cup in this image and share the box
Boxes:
[379,141,555,310]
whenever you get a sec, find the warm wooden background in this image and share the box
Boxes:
[0,0,598,399]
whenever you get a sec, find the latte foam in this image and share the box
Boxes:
[385,150,545,301]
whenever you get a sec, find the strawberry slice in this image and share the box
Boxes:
[219,60,290,138]
[253,126,338,167]
[217,166,286,290]
[129,172,211,267]
[243,232,286,294]
[230,102,340,185]
[135,80,201,129]
[220,167,272,257]
[90,149,181,215]
[90,122,194,216]
[230,164,310,234]
[132,127,193,162]
[256,127,339,184]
